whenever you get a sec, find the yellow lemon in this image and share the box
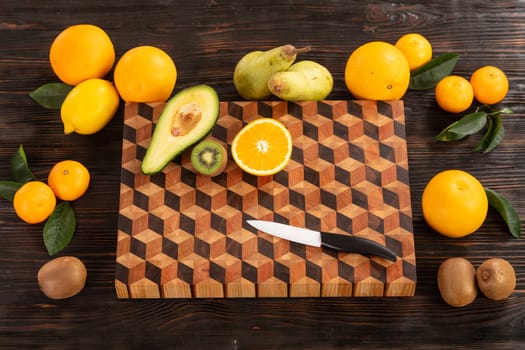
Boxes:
[60,79,120,135]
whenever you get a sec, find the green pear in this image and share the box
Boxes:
[233,45,310,100]
[268,60,333,101]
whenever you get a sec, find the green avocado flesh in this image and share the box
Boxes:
[141,85,219,175]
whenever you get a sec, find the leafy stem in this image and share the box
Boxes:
[435,106,511,154]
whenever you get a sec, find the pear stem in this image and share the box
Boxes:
[282,45,311,60]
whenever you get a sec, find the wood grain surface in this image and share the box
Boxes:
[1,1,524,349]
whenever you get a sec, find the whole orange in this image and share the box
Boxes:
[49,24,115,86]
[470,66,509,105]
[48,160,90,201]
[435,76,474,113]
[395,33,432,71]
[422,169,488,238]
[344,41,410,101]
[13,181,57,224]
[114,46,177,103]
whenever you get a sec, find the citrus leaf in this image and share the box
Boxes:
[409,53,460,90]
[43,202,76,256]
[473,116,494,152]
[435,111,487,141]
[481,115,504,154]
[447,111,487,135]
[485,188,521,238]
[10,145,37,183]
[435,129,465,142]
[29,83,73,109]
[0,181,23,202]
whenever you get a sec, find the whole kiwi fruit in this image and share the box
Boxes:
[437,257,477,307]
[476,258,516,300]
[38,256,87,299]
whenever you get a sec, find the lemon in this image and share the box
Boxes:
[61,78,120,135]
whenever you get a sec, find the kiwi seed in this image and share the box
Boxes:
[190,139,227,177]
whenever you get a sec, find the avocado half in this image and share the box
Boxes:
[141,85,219,175]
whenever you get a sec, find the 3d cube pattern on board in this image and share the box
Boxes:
[116,99,417,298]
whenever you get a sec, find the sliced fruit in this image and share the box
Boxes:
[231,118,292,176]
[141,85,219,175]
[191,139,228,177]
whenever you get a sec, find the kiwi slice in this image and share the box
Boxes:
[190,139,228,177]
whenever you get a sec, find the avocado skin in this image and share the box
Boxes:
[141,85,219,175]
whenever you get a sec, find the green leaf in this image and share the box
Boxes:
[485,188,521,238]
[481,115,505,154]
[436,111,487,141]
[43,202,76,256]
[0,181,23,202]
[473,116,494,152]
[435,129,465,142]
[10,145,37,183]
[29,83,73,109]
[409,53,460,90]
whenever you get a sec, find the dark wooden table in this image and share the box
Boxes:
[1,1,524,349]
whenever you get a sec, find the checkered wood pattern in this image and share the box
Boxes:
[115,100,416,298]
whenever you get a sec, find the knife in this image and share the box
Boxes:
[246,220,397,262]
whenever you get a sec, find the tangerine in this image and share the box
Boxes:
[435,76,474,113]
[470,66,509,105]
[13,181,57,224]
[395,33,432,71]
[48,160,90,201]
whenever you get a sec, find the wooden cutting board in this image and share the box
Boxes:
[115,100,416,298]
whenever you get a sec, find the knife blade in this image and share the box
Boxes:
[246,220,397,262]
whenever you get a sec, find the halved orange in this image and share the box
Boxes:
[231,118,292,176]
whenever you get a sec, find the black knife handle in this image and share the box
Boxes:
[320,232,397,262]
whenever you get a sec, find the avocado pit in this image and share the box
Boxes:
[171,103,202,137]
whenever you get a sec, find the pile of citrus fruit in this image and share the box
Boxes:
[41,24,178,135]
[343,32,509,112]
[13,159,90,224]
[0,146,91,257]
[435,65,508,113]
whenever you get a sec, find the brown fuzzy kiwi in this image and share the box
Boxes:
[190,139,227,177]
[437,257,477,307]
[476,258,516,301]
